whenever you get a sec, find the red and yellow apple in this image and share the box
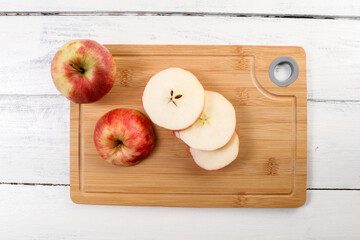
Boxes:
[51,39,116,103]
[93,108,155,166]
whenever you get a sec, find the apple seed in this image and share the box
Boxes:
[171,99,178,107]
[167,90,181,107]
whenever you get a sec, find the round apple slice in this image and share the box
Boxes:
[142,68,205,130]
[176,91,236,150]
[190,132,239,170]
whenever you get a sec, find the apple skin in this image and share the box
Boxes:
[93,108,155,166]
[189,132,239,171]
[51,39,116,103]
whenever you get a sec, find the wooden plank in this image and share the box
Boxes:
[0,16,359,100]
[308,100,360,188]
[1,96,359,188]
[0,95,70,184]
[1,0,360,17]
[0,185,359,239]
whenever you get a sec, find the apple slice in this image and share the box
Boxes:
[190,132,239,170]
[176,91,236,150]
[173,131,180,138]
[142,68,205,130]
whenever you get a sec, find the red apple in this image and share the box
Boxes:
[51,39,116,103]
[93,108,155,166]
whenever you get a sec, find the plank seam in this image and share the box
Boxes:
[0,182,69,186]
[0,11,360,20]
[0,94,62,98]
[307,188,360,191]
[307,98,360,103]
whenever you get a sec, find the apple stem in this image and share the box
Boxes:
[115,140,123,149]
[69,63,85,74]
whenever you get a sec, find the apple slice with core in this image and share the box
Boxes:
[176,90,236,150]
[93,108,155,166]
[190,132,239,170]
[142,68,205,130]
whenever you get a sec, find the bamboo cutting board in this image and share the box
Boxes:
[70,45,307,207]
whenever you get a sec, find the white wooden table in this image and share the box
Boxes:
[1,1,360,239]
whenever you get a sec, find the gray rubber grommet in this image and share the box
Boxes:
[268,56,299,87]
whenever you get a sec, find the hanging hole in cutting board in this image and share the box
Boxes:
[269,56,299,87]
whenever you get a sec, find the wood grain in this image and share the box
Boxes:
[1,185,360,239]
[70,45,306,207]
[1,0,360,17]
[0,16,359,101]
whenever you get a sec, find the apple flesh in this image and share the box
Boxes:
[51,39,116,103]
[190,132,239,170]
[175,91,236,151]
[142,68,205,130]
[93,108,155,166]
